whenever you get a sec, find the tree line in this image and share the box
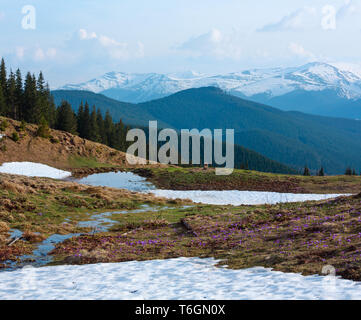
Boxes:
[0,58,130,152]
[302,166,359,176]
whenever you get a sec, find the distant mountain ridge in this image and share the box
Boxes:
[59,62,361,118]
[52,87,361,174]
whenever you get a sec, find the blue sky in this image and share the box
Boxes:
[0,0,360,87]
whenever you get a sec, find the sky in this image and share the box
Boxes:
[0,0,361,87]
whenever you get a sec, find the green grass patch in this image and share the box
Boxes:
[133,167,361,194]
[68,156,115,169]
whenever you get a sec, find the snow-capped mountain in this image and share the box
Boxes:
[59,62,361,118]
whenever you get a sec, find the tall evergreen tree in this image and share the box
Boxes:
[81,102,91,140]
[96,108,106,144]
[36,71,47,123]
[77,102,85,137]
[45,83,57,128]
[318,167,325,176]
[15,69,23,120]
[0,58,6,91]
[56,101,77,134]
[23,72,37,123]
[89,105,100,142]
[0,84,6,116]
[115,119,128,151]
[6,71,16,119]
[104,110,115,147]
[303,166,311,176]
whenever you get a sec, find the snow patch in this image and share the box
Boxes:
[150,190,347,205]
[72,172,348,205]
[0,162,71,179]
[0,257,360,300]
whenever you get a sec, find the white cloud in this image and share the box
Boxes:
[288,42,315,59]
[337,0,358,19]
[34,48,45,61]
[259,2,360,33]
[258,7,318,32]
[70,28,132,60]
[136,41,145,58]
[46,48,57,58]
[15,46,25,59]
[78,29,97,40]
[32,47,57,61]
[178,29,242,59]
[98,35,121,47]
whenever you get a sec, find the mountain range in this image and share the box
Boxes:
[59,62,361,119]
[52,87,361,174]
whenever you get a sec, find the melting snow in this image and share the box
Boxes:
[71,172,348,205]
[150,190,347,205]
[0,162,71,179]
[0,257,360,300]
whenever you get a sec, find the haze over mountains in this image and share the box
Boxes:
[60,62,361,119]
[52,87,361,174]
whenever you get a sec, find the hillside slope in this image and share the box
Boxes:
[0,116,294,176]
[0,117,156,173]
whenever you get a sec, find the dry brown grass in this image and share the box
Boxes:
[0,221,9,233]
[22,231,46,243]
[0,116,167,172]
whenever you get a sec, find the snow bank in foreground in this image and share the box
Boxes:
[0,162,71,179]
[0,257,360,300]
[151,190,348,205]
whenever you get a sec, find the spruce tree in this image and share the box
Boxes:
[303,166,311,176]
[81,102,91,140]
[0,84,6,116]
[45,84,57,128]
[23,72,37,123]
[36,72,47,121]
[6,71,16,118]
[96,108,106,144]
[37,116,51,138]
[56,101,77,134]
[104,111,115,147]
[318,167,325,176]
[115,119,128,151]
[77,102,85,137]
[0,58,6,91]
[89,105,100,142]
[345,167,352,175]
[15,69,23,120]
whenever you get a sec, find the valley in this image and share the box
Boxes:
[53,87,361,174]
